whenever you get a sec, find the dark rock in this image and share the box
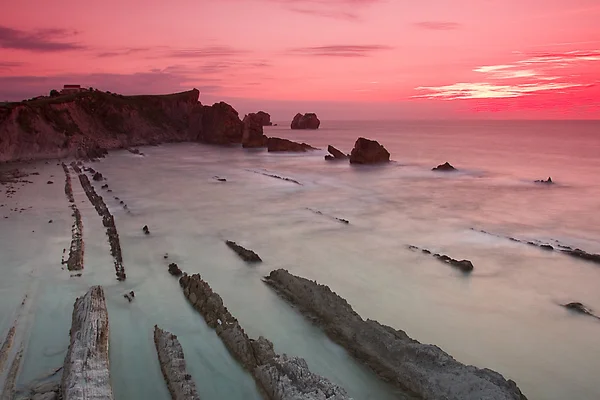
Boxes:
[92,172,103,181]
[241,113,269,148]
[563,302,600,320]
[433,162,457,171]
[535,177,553,184]
[540,244,554,251]
[168,263,183,276]
[255,111,273,126]
[48,220,53,223]
[325,145,348,161]
[264,269,527,399]
[267,137,317,152]
[291,113,320,129]
[142,225,150,235]
[225,240,262,263]
[124,291,135,302]
[164,253,169,259]
[213,176,227,182]
[101,184,108,189]
[198,102,244,145]
[47,180,54,184]
[349,137,390,164]
[410,245,474,273]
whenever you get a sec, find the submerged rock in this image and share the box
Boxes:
[61,286,113,400]
[153,326,201,400]
[291,113,320,130]
[325,145,348,161]
[535,177,553,184]
[563,302,600,320]
[92,172,103,181]
[433,162,457,171]
[168,263,183,276]
[267,137,317,152]
[124,291,135,302]
[264,269,527,400]
[143,225,150,235]
[225,240,262,263]
[349,137,390,164]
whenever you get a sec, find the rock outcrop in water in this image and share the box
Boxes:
[255,111,273,126]
[408,245,474,273]
[267,137,317,152]
[0,89,247,162]
[534,177,553,184]
[562,302,600,320]
[61,286,113,400]
[153,326,201,400]
[179,273,350,400]
[325,145,348,161]
[264,269,527,400]
[349,138,390,164]
[225,240,262,263]
[432,162,457,172]
[291,113,320,130]
[242,113,268,148]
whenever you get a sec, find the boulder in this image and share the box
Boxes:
[168,263,183,276]
[92,172,104,181]
[242,113,268,148]
[433,162,457,171]
[325,145,348,161]
[291,113,320,130]
[267,137,317,152]
[535,177,553,184]
[142,225,150,235]
[349,137,390,164]
[255,111,273,126]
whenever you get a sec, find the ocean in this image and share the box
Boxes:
[1,119,600,399]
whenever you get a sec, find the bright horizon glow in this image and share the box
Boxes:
[1,0,600,119]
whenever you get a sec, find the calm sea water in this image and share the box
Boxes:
[1,120,600,399]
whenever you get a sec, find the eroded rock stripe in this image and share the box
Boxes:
[179,273,350,400]
[264,269,527,400]
[154,326,201,400]
[247,169,302,185]
[61,286,113,400]
[407,245,474,273]
[0,326,16,374]
[306,208,349,224]
[0,347,23,400]
[62,163,84,271]
[72,162,125,280]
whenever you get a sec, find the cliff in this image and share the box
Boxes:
[0,89,243,162]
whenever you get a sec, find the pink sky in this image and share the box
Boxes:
[1,0,600,119]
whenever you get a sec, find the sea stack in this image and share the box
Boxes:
[242,113,268,148]
[255,111,273,126]
[349,137,390,164]
[290,113,320,129]
[433,162,457,171]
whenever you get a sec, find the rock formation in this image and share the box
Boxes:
[179,273,350,399]
[242,113,268,148]
[168,263,183,276]
[255,111,273,126]
[153,326,201,400]
[0,89,248,162]
[267,137,317,152]
[264,269,527,400]
[325,145,348,161]
[291,113,320,130]
[143,225,150,235]
[92,172,104,181]
[433,162,457,172]
[225,241,262,263]
[534,177,553,184]
[349,138,390,164]
[408,246,474,273]
[563,302,600,320]
[61,286,113,400]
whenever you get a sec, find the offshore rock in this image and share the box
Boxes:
[291,113,320,130]
[61,286,113,400]
[168,263,183,276]
[264,269,527,400]
[432,162,457,172]
[534,177,553,184]
[179,273,350,399]
[198,102,243,145]
[242,113,268,148]
[225,240,262,263]
[563,302,600,320]
[325,145,348,161]
[267,137,317,152]
[349,138,390,164]
[153,326,201,400]
[255,111,273,126]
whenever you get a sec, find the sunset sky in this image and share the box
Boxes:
[1,0,599,119]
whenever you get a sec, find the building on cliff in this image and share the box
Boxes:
[61,84,85,95]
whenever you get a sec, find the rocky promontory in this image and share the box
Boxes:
[349,137,390,164]
[242,113,268,148]
[291,113,320,130]
[179,273,350,399]
[61,286,113,400]
[264,269,527,400]
[0,89,245,162]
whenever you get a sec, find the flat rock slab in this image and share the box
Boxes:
[61,286,113,400]
[154,326,201,400]
[264,269,527,400]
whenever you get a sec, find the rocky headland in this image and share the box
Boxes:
[291,113,320,130]
[264,269,527,400]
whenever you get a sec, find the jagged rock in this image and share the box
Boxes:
[535,177,553,184]
[61,286,114,400]
[124,291,135,302]
[291,113,320,130]
[92,172,103,181]
[267,137,317,152]
[242,113,268,148]
[325,145,348,161]
[225,241,262,263]
[168,263,183,276]
[563,302,600,320]
[153,326,201,400]
[101,184,108,189]
[264,269,527,400]
[179,274,350,399]
[199,101,243,145]
[255,111,273,126]
[433,162,457,171]
[349,137,390,164]
[143,225,150,235]
[47,180,54,184]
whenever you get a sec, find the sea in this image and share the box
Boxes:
[1,119,600,399]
